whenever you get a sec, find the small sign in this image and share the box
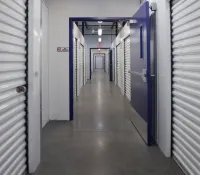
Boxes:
[57,47,69,52]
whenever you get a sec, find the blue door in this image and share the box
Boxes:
[129,2,152,145]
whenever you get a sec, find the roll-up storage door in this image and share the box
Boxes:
[79,43,82,90]
[124,36,131,101]
[81,45,84,87]
[171,0,200,174]
[73,38,78,97]
[116,44,121,88]
[0,0,28,175]
[79,44,84,89]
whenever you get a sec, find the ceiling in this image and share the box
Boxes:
[76,21,117,35]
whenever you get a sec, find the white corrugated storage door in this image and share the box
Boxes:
[82,45,84,87]
[124,36,131,101]
[116,44,121,88]
[0,0,27,175]
[73,38,78,97]
[79,43,82,90]
[171,0,200,174]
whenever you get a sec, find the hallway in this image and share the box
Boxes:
[34,70,183,175]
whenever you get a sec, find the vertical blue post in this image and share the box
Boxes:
[145,2,152,145]
[90,49,92,80]
[69,19,74,120]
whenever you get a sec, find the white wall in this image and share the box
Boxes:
[47,0,140,120]
[41,1,49,128]
[147,0,171,157]
[28,0,41,173]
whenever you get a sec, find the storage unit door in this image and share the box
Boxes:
[171,0,200,174]
[124,36,131,101]
[0,0,28,174]
[81,45,84,87]
[116,44,121,88]
[73,39,78,97]
[78,43,83,90]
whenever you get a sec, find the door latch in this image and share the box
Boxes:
[128,69,147,83]
[141,69,147,83]
[16,86,27,93]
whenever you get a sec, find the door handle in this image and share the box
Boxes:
[16,86,27,93]
[128,69,147,83]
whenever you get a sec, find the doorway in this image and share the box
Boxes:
[90,48,110,77]
[69,6,153,145]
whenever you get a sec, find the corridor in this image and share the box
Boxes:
[34,70,183,175]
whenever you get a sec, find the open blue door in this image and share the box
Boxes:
[129,2,153,145]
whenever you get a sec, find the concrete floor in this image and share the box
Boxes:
[34,70,183,175]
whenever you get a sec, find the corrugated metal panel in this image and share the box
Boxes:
[124,36,131,101]
[0,0,27,175]
[79,44,84,90]
[82,45,84,87]
[73,38,78,97]
[171,0,200,174]
[116,44,121,88]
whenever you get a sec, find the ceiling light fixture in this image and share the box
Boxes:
[98,37,102,42]
[98,21,103,24]
[98,49,101,51]
[98,28,102,36]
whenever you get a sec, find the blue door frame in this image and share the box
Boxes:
[109,49,113,81]
[90,48,110,78]
[69,2,151,144]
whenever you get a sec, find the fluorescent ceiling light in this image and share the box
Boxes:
[98,28,102,36]
[98,21,103,24]
[98,38,102,42]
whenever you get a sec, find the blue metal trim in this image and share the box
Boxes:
[69,18,74,121]
[145,1,152,145]
[90,50,92,79]
[109,49,113,81]
[140,25,144,59]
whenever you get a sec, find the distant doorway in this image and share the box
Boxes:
[95,56,104,69]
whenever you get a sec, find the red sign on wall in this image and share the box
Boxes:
[57,47,69,52]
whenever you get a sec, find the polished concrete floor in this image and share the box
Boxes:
[34,70,183,175]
